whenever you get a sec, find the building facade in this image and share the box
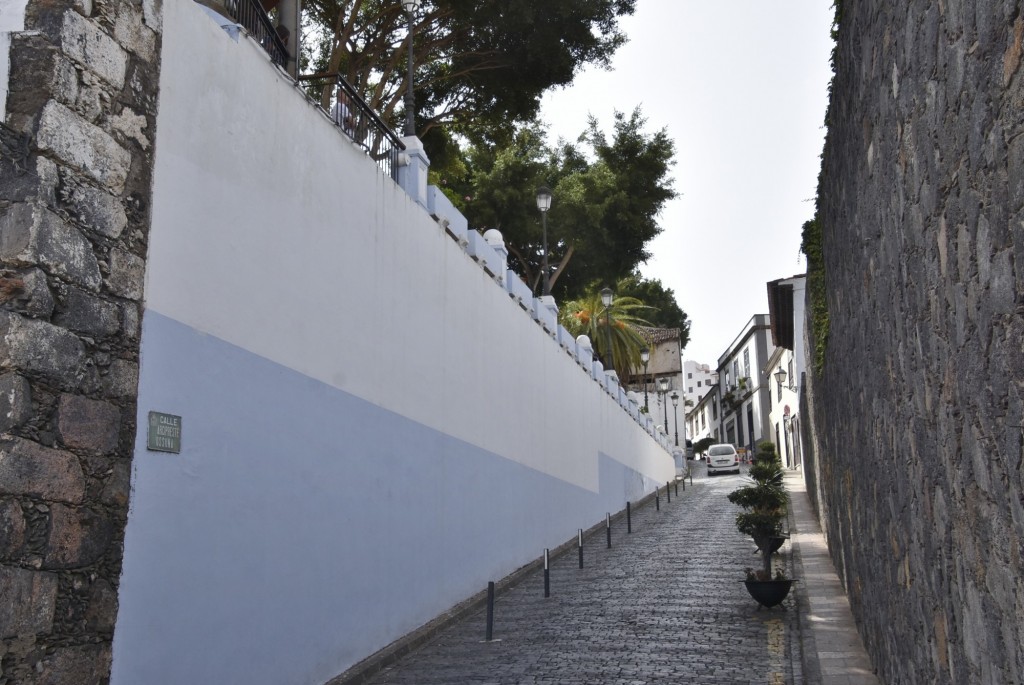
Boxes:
[715,314,775,456]
[766,275,807,468]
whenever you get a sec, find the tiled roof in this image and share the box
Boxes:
[636,326,681,345]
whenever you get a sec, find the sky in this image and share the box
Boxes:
[540,1,835,367]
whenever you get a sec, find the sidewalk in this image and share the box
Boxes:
[785,470,880,684]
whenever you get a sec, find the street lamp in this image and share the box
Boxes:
[401,0,421,137]
[670,391,679,446]
[658,377,669,434]
[600,287,614,371]
[640,347,650,412]
[536,186,552,296]
[775,368,787,399]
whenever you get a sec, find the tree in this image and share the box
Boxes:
[614,272,690,350]
[301,0,637,140]
[459,109,676,299]
[559,289,652,379]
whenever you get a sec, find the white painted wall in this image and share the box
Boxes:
[112,2,673,684]
[0,0,29,119]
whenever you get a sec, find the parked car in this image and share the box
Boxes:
[706,443,740,476]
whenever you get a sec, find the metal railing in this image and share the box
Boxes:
[300,75,406,182]
[222,0,289,69]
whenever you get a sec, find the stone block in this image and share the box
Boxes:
[0,202,103,291]
[106,247,145,299]
[35,644,111,685]
[121,301,140,339]
[102,358,138,398]
[0,437,86,504]
[83,578,117,632]
[0,566,57,638]
[99,458,129,507]
[113,0,157,62]
[109,107,150,150]
[36,100,131,192]
[4,34,58,125]
[57,394,120,453]
[142,0,162,31]
[0,372,32,432]
[54,286,121,338]
[0,499,27,559]
[43,503,113,569]
[65,181,128,238]
[60,11,128,89]
[0,311,86,385]
[8,268,57,319]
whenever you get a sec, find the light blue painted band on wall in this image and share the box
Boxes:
[113,311,661,685]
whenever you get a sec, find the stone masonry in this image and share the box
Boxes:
[807,1,1024,684]
[0,0,160,680]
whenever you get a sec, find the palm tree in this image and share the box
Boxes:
[559,290,653,379]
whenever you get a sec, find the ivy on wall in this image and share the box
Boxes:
[801,216,829,375]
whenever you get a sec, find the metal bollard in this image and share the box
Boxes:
[627,502,632,533]
[675,479,679,496]
[656,489,660,511]
[485,581,495,641]
[578,529,584,569]
[666,481,671,503]
[543,549,550,597]
[606,513,612,548]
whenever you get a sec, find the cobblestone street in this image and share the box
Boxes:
[360,463,801,684]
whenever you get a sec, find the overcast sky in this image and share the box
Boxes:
[540,1,835,367]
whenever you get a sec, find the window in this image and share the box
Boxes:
[743,348,750,380]
[697,381,702,387]
[788,358,794,386]
[688,386,693,393]
[732,361,739,385]
[712,401,718,420]
[687,372,693,379]
[777,375,783,402]
[701,410,706,428]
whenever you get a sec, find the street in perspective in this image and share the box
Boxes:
[357,461,802,685]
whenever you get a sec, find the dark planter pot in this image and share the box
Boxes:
[752,534,788,556]
[743,579,794,608]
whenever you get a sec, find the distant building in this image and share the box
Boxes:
[682,360,716,408]
[686,383,720,451]
[716,314,775,454]
[625,326,683,434]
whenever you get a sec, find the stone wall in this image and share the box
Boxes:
[0,0,160,680]
[810,1,1024,683]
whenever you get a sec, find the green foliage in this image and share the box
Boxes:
[614,272,690,348]
[460,110,676,300]
[301,0,637,140]
[729,440,789,576]
[801,217,830,375]
[692,437,715,455]
[559,289,652,379]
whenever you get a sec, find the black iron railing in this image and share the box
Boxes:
[223,0,289,69]
[300,75,406,182]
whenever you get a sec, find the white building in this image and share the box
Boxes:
[681,360,716,408]
[716,314,776,456]
[766,275,808,469]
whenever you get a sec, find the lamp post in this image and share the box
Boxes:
[600,287,614,371]
[536,186,552,296]
[401,0,421,137]
[658,377,669,434]
[670,391,679,446]
[640,347,650,412]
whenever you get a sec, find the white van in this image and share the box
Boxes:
[706,443,740,476]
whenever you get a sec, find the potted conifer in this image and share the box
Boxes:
[727,440,793,608]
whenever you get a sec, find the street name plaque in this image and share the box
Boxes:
[148,411,182,453]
